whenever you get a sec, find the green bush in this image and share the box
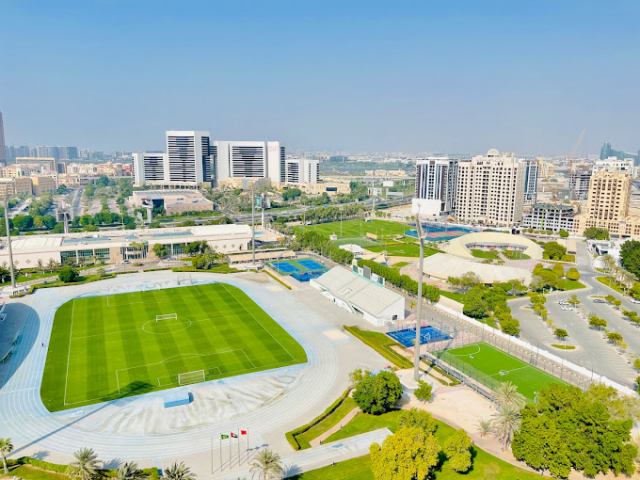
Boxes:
[353,371,403,415]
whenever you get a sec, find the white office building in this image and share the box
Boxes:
[455,149,526,226]
[285,158,319,184]
[133,131,214,188]
[214,141,285,184]
[593,158,635,174]
[522,203,575,232]
[411,156,458,216]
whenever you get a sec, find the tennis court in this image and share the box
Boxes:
[388,326,451,347]
[435,342,568,401]
[269,258,328,277]
[405,223,477,242]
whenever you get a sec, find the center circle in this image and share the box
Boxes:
[142,318,193,334]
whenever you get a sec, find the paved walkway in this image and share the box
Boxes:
[309,407,360,447]
[214,428,392,479]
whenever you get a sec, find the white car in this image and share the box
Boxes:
[631,298,640,304]
[558,301,569,305]
[560,306,574,311]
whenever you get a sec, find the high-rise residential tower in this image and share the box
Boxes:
[0,110,6,165]
[214,140,285,184]
[411,156,458,216]
[523,159,539,204]
[454,149,526,226]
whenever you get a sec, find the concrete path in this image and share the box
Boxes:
[214,428,391,480]
[309,407,360,447]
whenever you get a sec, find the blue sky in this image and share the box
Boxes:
[1,0,638,155]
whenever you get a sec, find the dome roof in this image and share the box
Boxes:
[487,148,500,156]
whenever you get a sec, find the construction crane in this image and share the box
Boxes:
[567,128,586,173]
[536,157,560,202]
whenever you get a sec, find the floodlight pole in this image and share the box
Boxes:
[414,211,424,381]
[251,186,256,267]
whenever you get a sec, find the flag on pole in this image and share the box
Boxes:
[230,432,238,438]
[240,430,247,435]
[221,434,229,440]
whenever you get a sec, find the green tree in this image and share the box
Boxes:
[459,271,481,293]
[584,227,609,240]
[553,263,565,278]
[249,449,282,480]
[589,314,607,330]
[370,427,440,480]
[349,367,370,388]
[0,438,13,474]
[414,380,433,403]
[353,371,403,415]
[543,241,567,260]
[566,267,580,280]
[491,403,521,449]
[115,462,144,480]
[500,316,520,336]
[493,381,526,408]
[67,448,101,480]
[153,243,169,259]
[398,408,436,434]
[558,229,569,238]
[620,240,640,278]
[164,462,196,480]
[631,282,640,300]
[97,267,106,278]
[554,328,569,341]
[568,294,580,307]
[608,332,623,345]
[59,265,80,283]
[443,429,473,473]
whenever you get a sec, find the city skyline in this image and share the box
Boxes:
[1,1,638,155]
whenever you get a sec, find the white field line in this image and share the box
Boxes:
[63,300,76,406]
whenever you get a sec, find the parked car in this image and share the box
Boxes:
[631,298,640,304]
[558,300,569,305]
[593,298,606,303]
[561,306,574,311]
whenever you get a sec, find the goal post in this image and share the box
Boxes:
[156,313,177,322]
[178,370,205,385]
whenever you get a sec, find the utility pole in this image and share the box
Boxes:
[251,186,256,267]
[414,210,424,381]
[1,185,17,289]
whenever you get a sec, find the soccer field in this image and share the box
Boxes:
[436,342,568,401]
[41,283,307,412]
[297,219,410,241]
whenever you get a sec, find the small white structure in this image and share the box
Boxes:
[422,253,532,285]
[339,243,365,255]
[311,266,405,327]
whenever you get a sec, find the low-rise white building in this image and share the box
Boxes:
[311,266,405,327]
[0,224,252,268]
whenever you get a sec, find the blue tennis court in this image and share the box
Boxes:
[388,326,451,348]
[297,259,325,271]
[272,262,301,274]
[291,271,325,282]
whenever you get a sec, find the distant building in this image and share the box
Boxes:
[454,149,526,226]
[0,110,6,165]
[214,140,285,184]
[523,159,539,204]
[593,158,635,174]
[329,155,349,163]
[411,156,458,216]
[15,157,61,174]
[285,158,319,184]
[568,169,592,201]
[522,204,575,232]
[129,190,214,215]
[600,141,640,166]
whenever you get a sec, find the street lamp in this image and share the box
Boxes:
[0,183,17,289]
[414,209,426,381]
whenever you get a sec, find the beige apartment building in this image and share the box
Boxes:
[573,170,640,237]
[454,149,526,226]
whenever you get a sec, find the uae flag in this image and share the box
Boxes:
[230,432,238,438]
[240,430,247,435]
[220,434,229,440]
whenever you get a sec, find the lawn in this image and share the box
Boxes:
[435,342,567,401]
[298,219,409,240]
[392,261,409,269]
[439,290,466,304]
[294,397,357,449]
[470,249,500,260]
[558,279,585,291]
[289,410,542,480]
[596,276,626,295]
[3,466,69,480]
[366,243,440,257]
[344,326,412,369]
[41,283,307,412]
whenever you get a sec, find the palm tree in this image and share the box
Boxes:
[67,448,101,480]
[491,403,522,449]
[249,448,283,480]
[115,462,144,480]
[163,462,196,480]
[0,438,13,474]
[477,419,492,437]
[493,381,526,409]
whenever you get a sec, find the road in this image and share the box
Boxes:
[508,239,638,387]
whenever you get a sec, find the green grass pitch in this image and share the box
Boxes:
[296,219,410,241]
[436,342,568,401]
[41,283,307,412]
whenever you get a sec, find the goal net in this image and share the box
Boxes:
[178,370,205,385]
[178,274,192,286]
[156,313,177,322]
